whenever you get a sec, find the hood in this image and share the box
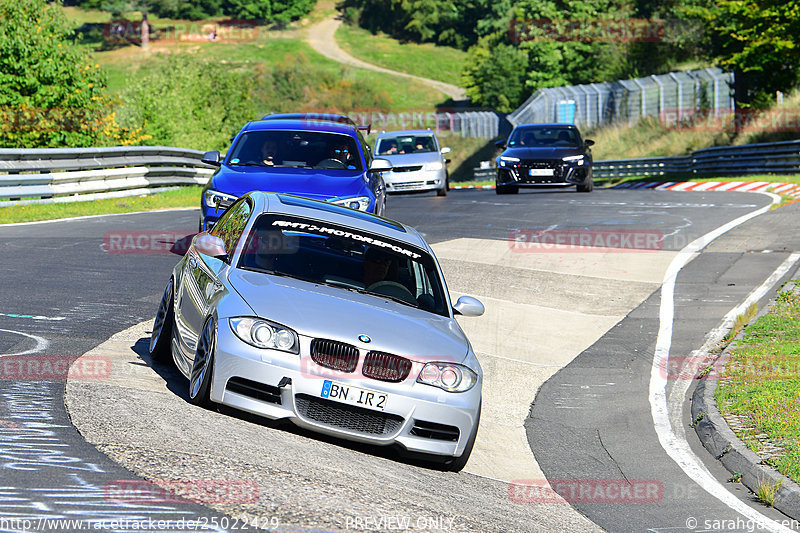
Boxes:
[228,270,469,363]
[380,152,442,166]
[212,166,368,200]
[503,146,584,160]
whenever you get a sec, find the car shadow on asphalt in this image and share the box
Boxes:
[131,336,451,472]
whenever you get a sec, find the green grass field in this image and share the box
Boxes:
[336,23,467,87]
[0,187,201,224]
[715,283,800,484]
[64,6,448,113]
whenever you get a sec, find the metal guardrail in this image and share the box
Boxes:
[0,146,214,206]
[594,139,800,179]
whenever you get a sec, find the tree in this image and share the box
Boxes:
[462,41,528,112]
[0,0,110,147]
[686,0,800,107]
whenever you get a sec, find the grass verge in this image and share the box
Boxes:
[0,187,201,224]
[335,23,467,87]
[715,281,800,485]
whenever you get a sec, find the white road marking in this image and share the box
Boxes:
[0,208,197,228]
[0,329,49,356]
[649,191,796,532]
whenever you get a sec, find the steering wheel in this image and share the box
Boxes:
[366,281,416,304]
[317,158,346,169]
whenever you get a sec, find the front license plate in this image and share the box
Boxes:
[529,168,554,176]
[320,380,388,411]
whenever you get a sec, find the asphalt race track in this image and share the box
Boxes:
[2,188,800,532]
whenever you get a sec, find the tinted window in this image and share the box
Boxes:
[238,214,448,316]
[509,127,580,147]
[376,135,437,155]
[227,131,363,171]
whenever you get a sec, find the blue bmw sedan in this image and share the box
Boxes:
[199,116,389,230]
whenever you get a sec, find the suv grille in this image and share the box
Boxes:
[310,339,359,373]
[362,351,412,382]
[295,394,404,436]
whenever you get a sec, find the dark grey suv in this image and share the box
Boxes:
[495,123,594,194]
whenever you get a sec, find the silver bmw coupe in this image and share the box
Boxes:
[149,191,484,470]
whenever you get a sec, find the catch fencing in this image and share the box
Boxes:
[0,146,213,206]
[509,68,734,130]
[348,111,504,138]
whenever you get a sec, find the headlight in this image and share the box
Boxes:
[498,156,520,167]
[562,155,584,165]
[424,161,443,171]
[417,362,478,392]
[203,189,238,211]
[329,196,371,211]
[229,317,299,353]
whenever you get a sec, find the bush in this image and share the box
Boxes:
[0,0,110,147]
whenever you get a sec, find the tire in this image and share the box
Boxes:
[577,178,594,192]
[149,278,175,364]
[436,179,448,197]
[444,401,481,472]
[577,172,594,193]
[189,317,216,407]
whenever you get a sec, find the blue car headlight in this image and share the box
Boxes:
[328,196,371,211]
[498,156,520,167]
[229,317,299,354]
[417,362,478,392]
[203,189,238,213]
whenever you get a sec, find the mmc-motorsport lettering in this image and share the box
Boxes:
[271,220,422,259]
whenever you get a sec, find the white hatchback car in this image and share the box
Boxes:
[374,130,451,196]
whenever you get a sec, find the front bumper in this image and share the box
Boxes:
[498,161,586,185]
[384,169,445,193]
[210,326,481,457]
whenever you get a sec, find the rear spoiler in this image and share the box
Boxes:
[358,124,372,135]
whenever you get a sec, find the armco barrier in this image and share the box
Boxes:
[595,139,800,179]
[0,146,214,206]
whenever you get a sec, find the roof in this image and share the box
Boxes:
[376,129,439,138]
[515,123,579,129]
[249,192,430,249]
[261,113,357,126]
[241,119,359,136]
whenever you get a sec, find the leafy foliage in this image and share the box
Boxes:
[73,0,315,22]
[0,0,147,147]
[684,0,800,106]
[115,53,392,150]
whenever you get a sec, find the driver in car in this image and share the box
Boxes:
[329,142,356,169]
[260,139,280,166]
[362,247,393,288]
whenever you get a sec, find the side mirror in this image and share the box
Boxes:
[369,158,392,171]
[495,139,506,149]
[201,150,221,166]
[195,233,227,259]
[453,295,484,317]
[440,146,451,154]
[584,139,595,147]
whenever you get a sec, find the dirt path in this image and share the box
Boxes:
[305,15,467,101]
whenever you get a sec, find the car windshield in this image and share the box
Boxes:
[238,214,449,316]
[227,130,363,171]
[508,127,580,148]
[376,135,436,155]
